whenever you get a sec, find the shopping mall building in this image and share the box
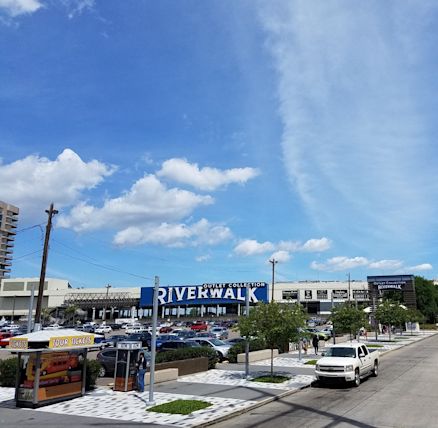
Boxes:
[0,277,377,321]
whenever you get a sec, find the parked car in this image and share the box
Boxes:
[186,337,231,361]
[225,337,245,345]
[43,324,62,330]
[176,330,196,339]
[195,332,215,338]
[209,327,229,340]
[190,322,208,332]
[158,340,201,352]
[100,334,127,348]
[97,348,150,377]
[156,334,180,348]
[126,332,152,349]
[305,328,330,341]
[315,343,379,387]
[159,326,173,333]
[95,325,112,334]
[0,332,13,348]
[125,324,148,334]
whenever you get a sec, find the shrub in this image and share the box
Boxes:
[85,359,102,391]
[156,347,218,369]
[0,357,18,387]
[227,338,266,363]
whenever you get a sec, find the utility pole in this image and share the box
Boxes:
[103,284,111,322]
[348,272,351,303]
[269,258,278,301]
[34,203,58,332]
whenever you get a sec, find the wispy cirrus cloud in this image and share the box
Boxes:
[258,1,438,250]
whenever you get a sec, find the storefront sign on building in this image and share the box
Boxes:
[332,289,348,299]
[140,282,268,306]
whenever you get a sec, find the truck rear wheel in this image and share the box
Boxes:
[372,361,378,377]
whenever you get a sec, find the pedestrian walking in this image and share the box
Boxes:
[302,337,308,355]
[312,334,319,355]
[136,351,148,393]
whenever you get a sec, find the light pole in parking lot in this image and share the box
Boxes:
[269,258,278,301]
[103,284,111,322]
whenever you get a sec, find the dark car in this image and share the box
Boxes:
[176,330,196,339]
[126,332,152,349]
[158,340,201,352]
[225,337,245,345]
[101,334,128,348]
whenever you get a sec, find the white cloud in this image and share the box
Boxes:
[408,263,433,272]
[369,260,403,270]
[234,237,331,257]
[268,250,290,263]
[58,174,213,232]
[0,149,114,220]
[59,0,95,19]
[311,256,433,273]
[196,254,211,263]
[156,158,260,191]
[112,219,231,248]
[0,0,42,17]
[311,257,369,272]
[301,238,331,252]
[233,239,275,256]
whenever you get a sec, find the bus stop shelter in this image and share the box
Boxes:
[8,329,95,408]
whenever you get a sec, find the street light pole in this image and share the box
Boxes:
[269,259,278,301]
[348,272,351,303]
[103,284,111,322]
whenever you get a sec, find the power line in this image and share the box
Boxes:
[51,248,153,281]
[15,223,45,234]
[13,249,43,261]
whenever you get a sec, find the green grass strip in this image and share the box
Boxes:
[252,375,290,383]
[304,359,317,365]
[147,399,212,415]
[366,344,384,348]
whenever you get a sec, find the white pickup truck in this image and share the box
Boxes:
[315,342,379,387]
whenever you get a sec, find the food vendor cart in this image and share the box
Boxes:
[8,329,95,408]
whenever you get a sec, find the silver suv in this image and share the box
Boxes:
[186,337,231,361]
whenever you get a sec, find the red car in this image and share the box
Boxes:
[0,332,13,348]
[190,322,208,332]
[159,326,173,333]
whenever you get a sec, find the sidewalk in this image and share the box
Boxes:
[0,330,436,427]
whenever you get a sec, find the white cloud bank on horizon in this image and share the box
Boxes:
[157,158,260,191]
[258,1,438,248]
[311,256,432,273]
[0,149,114,220]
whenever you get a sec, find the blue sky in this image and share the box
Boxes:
[1,0,437,288]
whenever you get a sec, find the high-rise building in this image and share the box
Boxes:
[0,201,19,279]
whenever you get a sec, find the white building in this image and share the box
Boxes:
[0,277,140,321]
[274,280,370,314]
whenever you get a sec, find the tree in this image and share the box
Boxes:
[330,303,366,339]
[41,308,54,325]
[64,305,79,324]
[414,276,438,323]
[375,300,406,341]
[238,302,306,376]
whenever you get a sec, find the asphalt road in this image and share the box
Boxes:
[212,334,438,428]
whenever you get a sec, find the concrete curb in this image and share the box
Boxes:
[192,381,312,428]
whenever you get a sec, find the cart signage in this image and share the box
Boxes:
[49,335,94,349]
[9,337,28,350]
